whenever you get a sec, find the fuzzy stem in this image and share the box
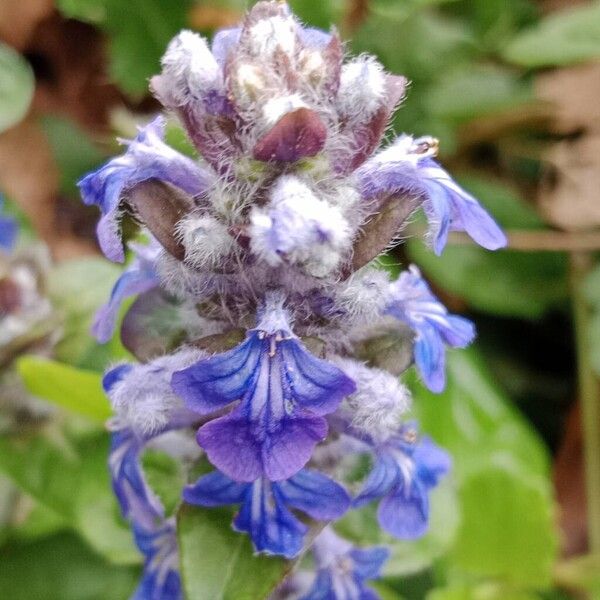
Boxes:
[570,252,600,552]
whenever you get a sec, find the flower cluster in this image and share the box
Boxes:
[79,3,506,599]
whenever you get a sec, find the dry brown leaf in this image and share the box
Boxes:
[538,132,600,230]
[188,5,242,30]
[26,13,122,131]
[0,0,53,50]
[0,117,59,244]
[554,401,588,556]
[536,63,600,135]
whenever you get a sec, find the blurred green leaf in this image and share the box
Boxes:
[178,504,292,600]
[427,582,540,600]
[142,450,185,516]
[413,349,550,480]
[289,0,342,28]
[410,350,557,588]
[107,0,192,96]
[9,501,68,541]
[57,0,192,96]
[352,11,474,84]
[57,0,107,23]
[0,533,137,600]
[0,430,139,564]
[40,117,106,197]
[455,176,544,229]
[554,554,600,596]
[17,357,111,422]
[47,257,127,369]
[0,43,34,134]
[503,2,600,67]
[409,242,568,319]
[449,0,537,51]
[338,478,460,576]
[0,430,82,518]
[425,65,532,123]
[450,466,556,588]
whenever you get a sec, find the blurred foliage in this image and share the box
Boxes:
[0,43,34,134]
[0,0,599,598]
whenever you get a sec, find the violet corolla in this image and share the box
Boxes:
[80,2,505,598]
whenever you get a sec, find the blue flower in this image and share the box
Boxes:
[386,265,475,393]
[78,117,210,262]
[301,527,389,600]
[93,238,161,343]
[354,426,451,539]
[109,430,164,530]
[0,196,17,252]
[105,366,183,600]
[357,135,507,255]
[132,520,181,600]
[184,468,350,559]
[171,296,356,482]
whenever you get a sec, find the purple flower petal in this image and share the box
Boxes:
[109,431,164,530]
[197,406,327,481]
[211,27,241,66]
[183,470,247,506]
[171,334,262,415]
[0,211,17,252]
[173,327,355,481]
[303,528,389,600]
[78,117,210,262]
[377,482,429,539]
[353,453,399,508]
[358,136,506,255]
[186,468,349,558]
[92,239,161,343]
[233,480,307,558]
[276,469,350,520]
[386,265,475,393]
[132,521,181,600]
[355,427,450,541]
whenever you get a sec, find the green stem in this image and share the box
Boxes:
[570,252,600,552]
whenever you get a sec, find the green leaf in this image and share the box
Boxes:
[449,466,557,588]
[47,257,128,368]
[40,116,106,196]
[289,0,343,29]
[504,2,600,67]
[0,533,137,600]
[16,356,111,422]
[0,429,139,564]
[408,242,568,319]
[455,176,545,230]
[58,0,192,97]
[554,554,600,595]
[338,478,460,576]
[74,435,140,564]
[178,504,292,600]
[57,0,107,23]
[411,351,557,587]
[425,65,532,123]
[427,582,540,600]
[413,349,550,480]
[107,1,190,96]
[408,176,567,319]
[0,43,34,133]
